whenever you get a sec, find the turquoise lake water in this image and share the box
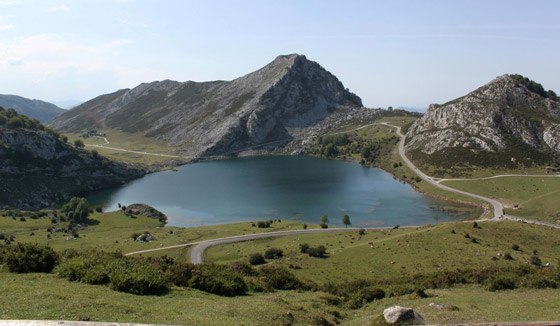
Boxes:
[87,156,470,227]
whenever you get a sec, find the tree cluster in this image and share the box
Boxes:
[61,197,90,222]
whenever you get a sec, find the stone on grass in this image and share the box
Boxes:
[383,306,425,325]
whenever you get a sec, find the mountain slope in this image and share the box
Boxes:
[405,74,559,171]
[0,108,144,210]
[0,94,66,122]
[48,54,378,158]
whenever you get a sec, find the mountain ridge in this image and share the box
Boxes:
[0,94,66,122]
[48,54,377,159]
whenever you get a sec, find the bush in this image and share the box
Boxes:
[264,248,283,259]
[257,221,271,228]
[299,243,310,253]
[258,266,308,291]
[228,261,256,276]
[249,253,265,265]
[348,287,385,309]
[504,252,514,260]
[188,264,247,296]
[95,207,103,213]
[307,245,327,258]
[511,244,520,251]
[166,262,195,286]
[6,243,59,273]
[531,255,542,266]
[57,250,121,284]
[487,277,516,292]
[320,223,328,229]
[109,261,168,295]
[359,229,365,236]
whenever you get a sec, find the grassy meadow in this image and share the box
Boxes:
[204,220,560,284]
[442,177,560,223]
[65,130,185,165]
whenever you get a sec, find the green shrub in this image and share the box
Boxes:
[57,250,121,283]
[257,221,271,228]
[166,262,195,286]
[258,266,307,291]
[320,223,328,229]
[307,245,327,258]
[511,244,520,251]
[487,277,516,292]
[348,287,385,309]
[188,264,247,296]
[531,255,542,266]
[109,261,168,295]
[249,253,265,265]
[6,243,59,273]
[228,261,256,276]
[264,248,283,259]
[299,243,310,253]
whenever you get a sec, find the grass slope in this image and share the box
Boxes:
[442,177,560,223]
[204,221,560,284]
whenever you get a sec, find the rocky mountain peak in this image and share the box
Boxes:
[49,54,374,158]
[406,74,559,169]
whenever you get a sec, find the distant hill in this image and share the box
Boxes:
[48,54,380,158]
[0,107,144,210]
[0,94,66,122]
[406,74,559,172]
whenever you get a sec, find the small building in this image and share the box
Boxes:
[545,166,558,174]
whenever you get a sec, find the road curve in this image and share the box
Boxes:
[189,227,395,264]
[380,123,505,219]
[125,227,395,263]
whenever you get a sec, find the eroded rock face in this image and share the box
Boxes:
[383,306,425,325]
[406,75,560,155]
[0,126,144,210]
[48,54,378,159]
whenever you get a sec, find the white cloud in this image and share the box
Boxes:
[0,24,13,30]
[42,5,69,13]
[0,34,172,100]
[0,0,17,5]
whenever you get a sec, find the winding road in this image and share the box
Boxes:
[125,227,395,263]
[379,123,505,219]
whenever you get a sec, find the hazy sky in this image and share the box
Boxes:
[0,0,559,109]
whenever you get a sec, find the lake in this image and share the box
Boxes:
[88,156,476,227]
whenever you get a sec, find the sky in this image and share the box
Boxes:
[0,0,559,109]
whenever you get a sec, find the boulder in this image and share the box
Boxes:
[383,306,425,325]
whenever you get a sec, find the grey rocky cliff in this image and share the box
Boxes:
[0,126,144,210]
[49,54,378,159]
[406,74,560,158]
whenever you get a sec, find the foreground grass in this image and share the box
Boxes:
[1,268,559,325]
[205,221,560,284]
[443,177,560,223]
[347,285,560,325]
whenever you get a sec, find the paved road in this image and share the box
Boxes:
[125,227,396,263]
[437,174,559,183]
[380,123,505,219]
